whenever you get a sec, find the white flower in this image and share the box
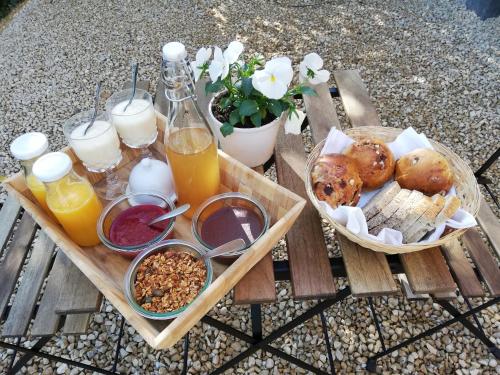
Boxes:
[223,41,244,64]
[193,47,212,81]
[252,57,293,99]
[284,110,306,135]
[208,47,229,82]
[299,53,330,85]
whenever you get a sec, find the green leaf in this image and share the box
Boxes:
[250,112,262,127]
[229,110,240,126]
[300,86,317,96]
[220,97,232,109]
[220,122,234,137]
[268,100,284,117]
[205,80,224,95]
[239,99,259,116]
[241,78,253,97]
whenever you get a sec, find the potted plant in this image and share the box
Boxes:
[193,41,330,167]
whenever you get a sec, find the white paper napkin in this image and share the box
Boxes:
[318,127,477,245]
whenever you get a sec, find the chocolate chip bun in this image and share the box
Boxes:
[310,153,363,209]
[343,138,395,190]
[395,148,453,196]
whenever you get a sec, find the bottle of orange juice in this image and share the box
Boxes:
[162,42,220,218]
[33,152,103,247]
[10,132,57,221]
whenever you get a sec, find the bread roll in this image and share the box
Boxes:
[311,153,363,209]
[344,138,395,190]
[395,148,453,196]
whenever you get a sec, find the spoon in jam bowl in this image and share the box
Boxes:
[202,238,246,260]
[147,203,190,226]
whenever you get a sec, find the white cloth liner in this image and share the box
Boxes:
[318,127,477,245]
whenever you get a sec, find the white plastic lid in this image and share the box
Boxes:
[162,42,187,62]
[10,132,49,161]
[33,152,73,183]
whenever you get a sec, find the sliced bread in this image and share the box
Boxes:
[404,194,446,243]
[435,195,461,226]
[367,189,412,231]
[394,194,432,233]
[362,181,401,221]
[371,190,424,235]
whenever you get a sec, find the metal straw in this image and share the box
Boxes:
[83,81,102,135]
[123,62,139,112]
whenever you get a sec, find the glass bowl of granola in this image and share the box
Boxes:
[124,239,213,320]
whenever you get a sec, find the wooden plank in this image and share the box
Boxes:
[234,167,276,304]
[400,247,456,294]
[0,213,37,318]
[0,196,21,254]
[63,313,91,335]
[477,196,500,258]
[462,229,500,296]
[440,239,484,297]
[2,232,56,337]
[339,235,397,296]
[333,70,381,127]
[274,125,336,298]
[31,251,100,336]
[398,274,429,300]
[233,253,276,304]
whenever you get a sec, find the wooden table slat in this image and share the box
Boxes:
[0,196,21,254]
[0,213,37,318]
[462,229,500,296]
[477,197,500,258]
[400,247,456,294]
[2,232,56,337]
[63,313,92,335]
[440,239,484,297]
[274,125,336,299]
[31,251,101,336]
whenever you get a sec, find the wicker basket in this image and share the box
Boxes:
[305,126,481,254]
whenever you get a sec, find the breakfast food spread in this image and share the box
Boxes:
[395,148,453,196]
[310,154,363,208]
[134,251,207,313]
[344,138,395,190]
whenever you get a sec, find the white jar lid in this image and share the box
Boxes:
[33,152,73,183]
[162,42,187,62]
[10,132,49,161]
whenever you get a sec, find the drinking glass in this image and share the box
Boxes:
[106,88,157,158]
[63,110,126,200]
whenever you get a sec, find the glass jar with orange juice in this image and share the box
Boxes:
[33,152,103,247]
[162,42,220,218]
[10,132,58,221]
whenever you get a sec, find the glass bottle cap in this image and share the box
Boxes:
[10,132,49,161]
[162,42,187,62]
[33,152,73,183]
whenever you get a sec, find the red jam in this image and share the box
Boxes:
[200,206,264,248]
[110,204,172,247]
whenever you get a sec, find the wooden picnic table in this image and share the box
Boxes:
[0,70,499,374]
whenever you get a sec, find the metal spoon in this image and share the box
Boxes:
[123,62,139,112]
[202,238,246,260]
[147,204,190,226]
[83,81,102,136]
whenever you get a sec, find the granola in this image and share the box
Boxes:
[134,251,207,313]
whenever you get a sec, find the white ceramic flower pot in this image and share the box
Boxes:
[207,96,286,168]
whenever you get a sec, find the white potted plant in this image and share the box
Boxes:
[194,41,330,167]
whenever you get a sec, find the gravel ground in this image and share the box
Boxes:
[0,0,499,374]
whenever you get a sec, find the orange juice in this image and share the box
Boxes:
[26,174,58,221]
[166,127,220,218]
[46,176,102,246]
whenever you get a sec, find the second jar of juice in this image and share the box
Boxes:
[33,152,103,247]
[162,42,220,218]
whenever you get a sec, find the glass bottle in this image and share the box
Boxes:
[162,42,220,218]
[10,132,56,219]
[33,152,103,247]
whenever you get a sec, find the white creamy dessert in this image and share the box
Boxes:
[111,99,157,147]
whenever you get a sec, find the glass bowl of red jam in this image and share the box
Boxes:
[97,192,176,258]
[192,192,269,261]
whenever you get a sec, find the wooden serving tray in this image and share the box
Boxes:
[4,115,306,349]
